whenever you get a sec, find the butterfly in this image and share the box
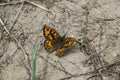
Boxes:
[43,25,75,57]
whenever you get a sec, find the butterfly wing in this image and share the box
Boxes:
[43,25,61,52]
[43,25,61,40]
[56,37,75,57]
[44,40,55,52]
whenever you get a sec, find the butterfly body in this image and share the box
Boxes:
[43,25,75,57]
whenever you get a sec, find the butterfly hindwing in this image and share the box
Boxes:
[56,37,75,57]
[44,40,55,52]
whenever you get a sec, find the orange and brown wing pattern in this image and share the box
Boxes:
[43,25,61,40]
[43,25,75,56]
[56,37,75,57]
[43,25,61,52]
[44,40,55,52]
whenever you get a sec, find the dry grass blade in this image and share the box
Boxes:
[0,0,54,16]
[97,1,120,25]
[0,18,28,61]
[9,1,24,31]
[0,0,119,80]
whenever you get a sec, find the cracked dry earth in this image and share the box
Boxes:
[0,0,120,80]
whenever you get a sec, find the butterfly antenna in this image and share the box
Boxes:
[63,27,70,38]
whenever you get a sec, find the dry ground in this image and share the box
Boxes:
[0,0,120,80]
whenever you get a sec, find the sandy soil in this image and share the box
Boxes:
[0,0,120,80]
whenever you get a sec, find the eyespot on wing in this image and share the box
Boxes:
[43,25,61,40]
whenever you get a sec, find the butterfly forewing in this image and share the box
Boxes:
[43,25,61,40]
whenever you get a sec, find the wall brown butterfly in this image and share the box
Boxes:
[43,25,75,57]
